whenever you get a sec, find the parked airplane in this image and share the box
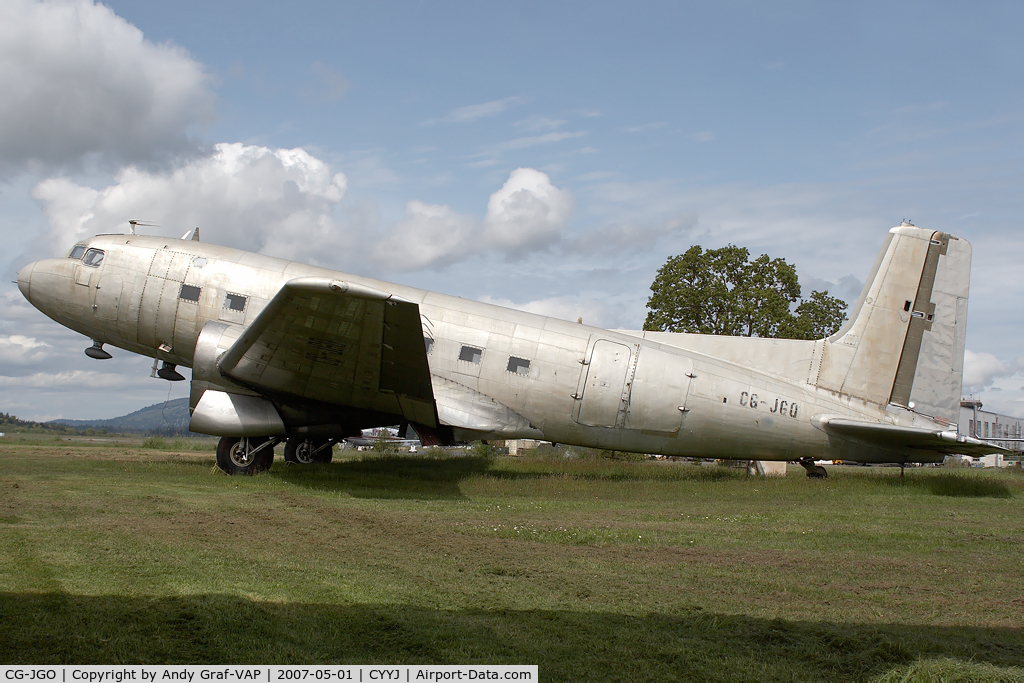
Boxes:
[16,222,1005,476]
[344,427,422,450]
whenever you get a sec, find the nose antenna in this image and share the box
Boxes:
[128,219,159,235]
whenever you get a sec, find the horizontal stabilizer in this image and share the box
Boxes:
[822,417,1009,456]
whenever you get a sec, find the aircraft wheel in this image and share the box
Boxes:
[806,465,828,479]
[315,441,333,464]
[284,438,324,465]
[216,436,274,475]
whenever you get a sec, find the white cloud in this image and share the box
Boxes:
[0,369,138,390]
[492,131,587,152]
[31,152,573,274]
[797,273,864,305]
[962,349,1013,393]
[422,96,526,125]
[465,132,589,166]
[478,295,623,329]
[692,131,716,142]
[372,200,476,270]
[482,168,574,257]
[32,143,350,264]
[515,116,566,131]
[561,212,697,257]
[0,0,214,173]
[0,335,52,364]
[373,168,574,270]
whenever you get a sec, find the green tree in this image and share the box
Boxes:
[788,290,848,340]
[643,245,749,335]
[737,253,802,338]
[644,244,847,340]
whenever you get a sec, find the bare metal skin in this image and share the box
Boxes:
[17,224,1004,474]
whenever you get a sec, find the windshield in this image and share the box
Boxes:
[82,248,105,267]
[69,245,87,259]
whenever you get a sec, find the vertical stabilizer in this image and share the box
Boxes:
[816,225,970,423]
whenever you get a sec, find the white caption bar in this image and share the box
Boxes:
[0,667,538,683]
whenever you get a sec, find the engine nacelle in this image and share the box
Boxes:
[189,389,286,437]
[188,320,285,437]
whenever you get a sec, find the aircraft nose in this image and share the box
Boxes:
[17,261,34,301]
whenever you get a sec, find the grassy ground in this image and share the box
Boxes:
[1,442,1022,680]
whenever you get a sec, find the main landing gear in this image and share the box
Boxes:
[216,436,279,475]
[797,457,828,479]
[216,436,336,474]
[284,438,335,465]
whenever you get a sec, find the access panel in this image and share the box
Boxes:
[626,346,692,433]
[577,340,632,427]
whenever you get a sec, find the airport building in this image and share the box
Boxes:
[958,399,1023,466]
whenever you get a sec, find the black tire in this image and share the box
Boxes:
[807,465,828,479]
[216,436,274,475]
[285,438,321,465]
[316,444,333,463]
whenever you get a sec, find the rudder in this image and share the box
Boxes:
[816,225,970,424]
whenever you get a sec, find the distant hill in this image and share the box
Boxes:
[1,412,79,434]
[52,398,193,435]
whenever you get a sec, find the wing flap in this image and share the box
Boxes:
[823,417,1009,456]
[432,376,542,437]
[218,277,436,427]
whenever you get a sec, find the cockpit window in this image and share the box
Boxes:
[82,249,105,267]
[69,245,87,259]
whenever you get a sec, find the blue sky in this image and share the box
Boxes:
[2,0,1024,420]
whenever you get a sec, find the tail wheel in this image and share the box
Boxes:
[216,436,275,475]
[284,438,332,465]
[807,465,828,479]
[796,457,829,480]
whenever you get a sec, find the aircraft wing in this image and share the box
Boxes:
[822,417,1010,456]
[217,277,437,427]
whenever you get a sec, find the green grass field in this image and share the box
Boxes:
[1,440,1023,681]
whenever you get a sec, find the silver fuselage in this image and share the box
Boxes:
[17,233,948,462]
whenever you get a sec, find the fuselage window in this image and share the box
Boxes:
[424,337,434,354]
[507,356,531,375]
[179,284,202,303]
[82,249,105,267]
[69,245,87,259]
[224,293,247,311]
[459,345,482,364]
